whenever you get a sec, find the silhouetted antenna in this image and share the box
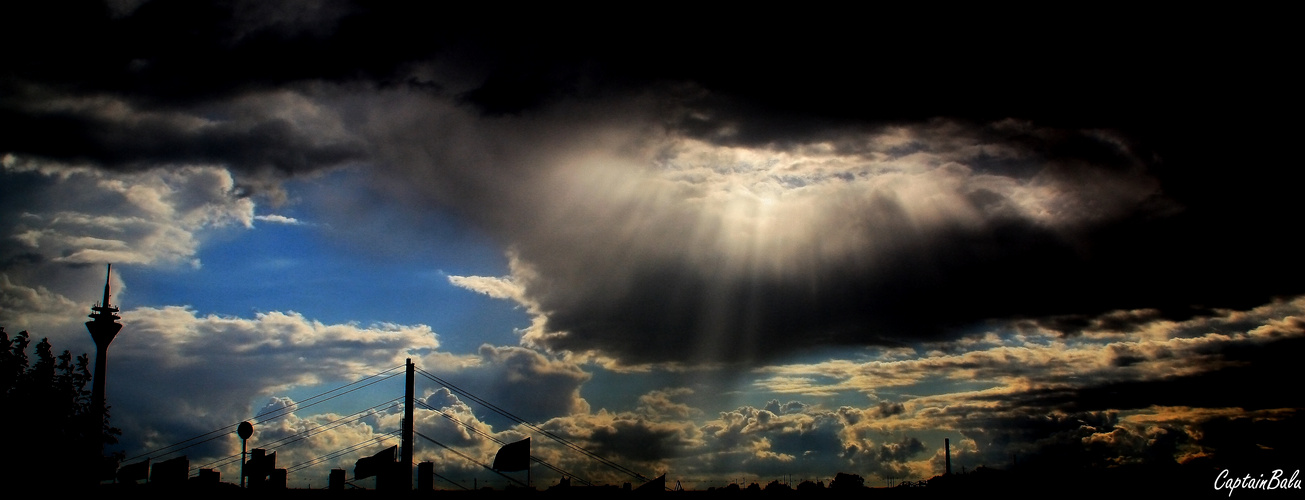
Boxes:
[86,263,123,458]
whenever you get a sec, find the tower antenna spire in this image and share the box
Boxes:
[86,263,124,476]
[101,263,113,308]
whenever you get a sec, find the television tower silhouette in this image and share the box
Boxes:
[85,264,122,453]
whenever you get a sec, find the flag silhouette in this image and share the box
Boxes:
[492,438,530,471]
[354,446,396,479]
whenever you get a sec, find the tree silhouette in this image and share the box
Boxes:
[1,327,122,486]
[829,472,865,490]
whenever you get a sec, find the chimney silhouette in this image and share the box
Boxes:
[85,264,122,454]
[945,438,952,475]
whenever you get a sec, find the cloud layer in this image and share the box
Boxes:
[5,2,1300,368]
[1,1,1299,489]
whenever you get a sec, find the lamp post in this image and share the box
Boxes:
[238,421,253,488]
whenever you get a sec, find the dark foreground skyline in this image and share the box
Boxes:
[2,1,1301,492]
[93,465,1305,499]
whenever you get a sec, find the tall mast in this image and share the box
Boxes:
[402,358,415,490]
[85,264,123,459]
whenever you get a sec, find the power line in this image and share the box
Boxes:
[122,361,650,489]
[268,396,405,451]
[253,365,406,423]
[430,469,471,490]
[125,364,404,464]
[414,430,527,488]
[286,433,399,474]
[195,396,404,473]
[416,368,648,483]
[415,399,592,486]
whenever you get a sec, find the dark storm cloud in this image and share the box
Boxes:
[0,1,380,184]
[955,410,1128,469]
[411,13,1298,367]
[1001,335,1305,413]
[3,1,432,100]
[530,404,703,479]
[877,436,926,464]
[516,104,1299,366]
[0,102,366,175]
[944,406,1304,474]
[3,1,454,177]
[4,3,1290,147]
[874,402,906,419]
[5,1,1299,368]
[511,93,1298,366]
[458,345,591,426]
[527,214,1096,364]
[518,151,1293,365]
[913,334,1305,472]
[576,417,693,463]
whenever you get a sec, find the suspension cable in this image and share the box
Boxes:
[125,364,405,463]
[415,399,592,486]
[122,361,651,488]
[414,430,527,488]
[286,433,398,474]
[253,365,406,423]
[194,395,404,473]
[417,368,649,482]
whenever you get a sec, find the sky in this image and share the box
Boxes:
[2,1,1301,491]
